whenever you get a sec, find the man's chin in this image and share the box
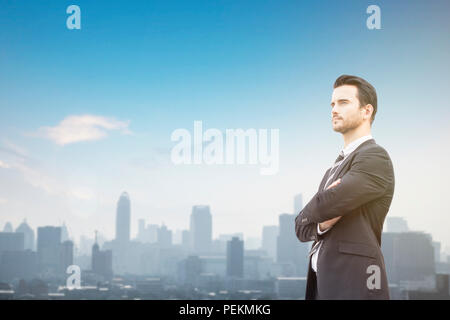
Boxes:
[332,125,344,133]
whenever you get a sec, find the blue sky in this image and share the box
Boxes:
[1,0,450,253]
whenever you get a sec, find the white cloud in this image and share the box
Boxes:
[37,114,131,146]
[0,197,7,204]
[1,139,28,158]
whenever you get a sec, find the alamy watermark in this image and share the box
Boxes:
[66,5,81,30]
[64,5,380,31]
[66,265,81,289]
[171,121,279,175]
[366,5,381,30]
[366,264,381,290]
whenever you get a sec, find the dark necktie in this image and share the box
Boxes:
[334,151,345,164]
[323,151,345,190]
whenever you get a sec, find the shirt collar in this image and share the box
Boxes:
[340,134,373,157]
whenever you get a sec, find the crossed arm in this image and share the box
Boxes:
[295,149,393,242]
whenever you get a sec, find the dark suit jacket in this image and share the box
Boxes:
[295,138,395,299]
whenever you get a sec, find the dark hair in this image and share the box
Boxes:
[333,75,377,124]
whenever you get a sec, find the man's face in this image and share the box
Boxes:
[330,85,365,133]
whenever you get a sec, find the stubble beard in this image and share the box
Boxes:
[332,116,362,134]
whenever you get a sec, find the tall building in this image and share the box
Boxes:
[61,222,69,242]
[92,232,100,272]
[0,231,26,281]
[37,226,61,274]
[15,219,35,251]
[382,231,435,285]
[395,232,435,283]
[294,193,303,215]
[137,219,146,241]
[262,225,278,261]
[115,192,131,243]
[60,240,74,273]
[226,237,244,278]
[3,222,13,233]
[136,221,158,244]
[211,233,244,254]
[0,232,24,254]
[0,250,37,282]
[147,224,159,243]
[432,241,441,263]
[157,224,172,248]
[189,205,212,254]
[92,232,113,280]
[277,213,309,277]
[386,217,409,233]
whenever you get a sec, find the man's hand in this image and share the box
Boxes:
[326,178,341,190]
[319,178,342,231]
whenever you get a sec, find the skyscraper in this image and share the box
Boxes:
[15,219,35,251]
[60,240,74,273]
[137,219,146,241]
[226,237,244,278]
[37,226,61,274]
[3,222,13,233]
[157,224,172,248]
[432,241,441,263]
[262,225,278,260]
[189,205,212,254]
[386,217,409,233]
[115,192,131,244]
[277,213,309,277]
[92,231,113,280]
[382,231,435,284]
[60,222,69,242]
[0,232,24,255]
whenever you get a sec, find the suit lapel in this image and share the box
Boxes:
[318,167,332,191]
[325,139,376,187]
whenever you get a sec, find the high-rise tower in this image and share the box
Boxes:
[115,192,131,243]
[189,205,212,254]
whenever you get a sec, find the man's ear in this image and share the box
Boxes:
[362,104,374,121]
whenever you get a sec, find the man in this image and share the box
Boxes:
[294,75,395,300]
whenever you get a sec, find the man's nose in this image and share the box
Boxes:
[332,107,339,116]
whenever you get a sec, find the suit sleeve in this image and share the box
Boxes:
[297,148,393,225]
[294,215,321,242]
[294,168,331,243]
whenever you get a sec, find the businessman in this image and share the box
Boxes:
[295,75,395,299]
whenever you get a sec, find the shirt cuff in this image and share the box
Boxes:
[317,223,332,235]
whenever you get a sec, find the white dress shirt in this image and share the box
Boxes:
[311,134,373,273]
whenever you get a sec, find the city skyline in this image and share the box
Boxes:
[2,192,450,258]
[2,197,449,263]
[1,198,449,300]
[1,1,450,256]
